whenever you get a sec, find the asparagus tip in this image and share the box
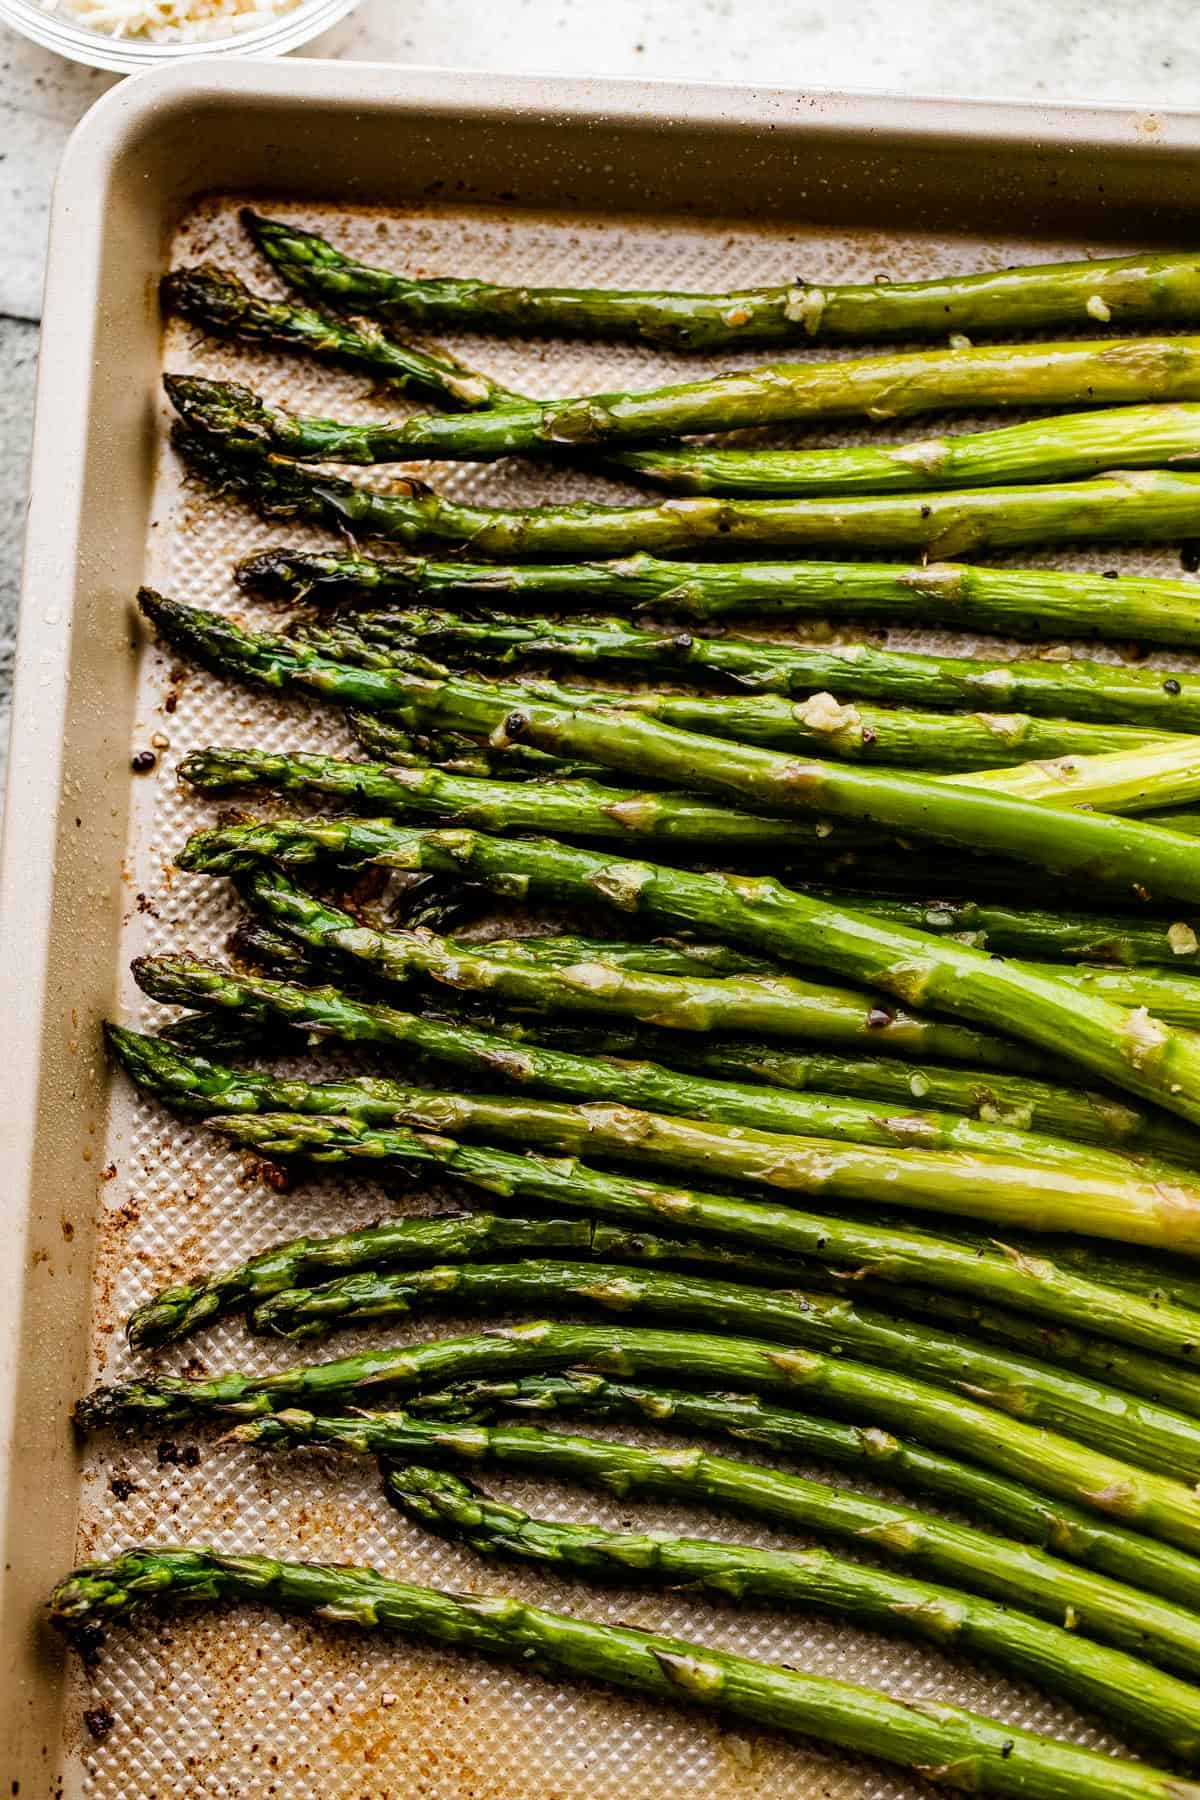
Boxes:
[165,373,273,453]
[234,548,314,601]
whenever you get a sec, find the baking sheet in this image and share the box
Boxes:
[68,189,1188,1798]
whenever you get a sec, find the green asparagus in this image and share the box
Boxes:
[246,215,1200,348]
[173,745,810,853]
[161,265,518,409]
[410,1367,1200,1618]
[179,725,1200,917]
[77,1307,1200,1548]
[227,657,1193,770]
[50,1545,1195,1800]
[803,899,1200,968]
[185,612,1200,892]
[333,607,1200,736]
[619,403,1200,494]
[871,1285,1200,1417]
[186,824,1200,1125]
[119,1026,1200,1249]
[118,979,1200,1353]
[103,1326,1200,1627]
[230,862,1052,1072]
[123,1210,812,1351]
[500,936,1200,1026]
[167,260,1200,504]
[345,707,617,781]
[162,266,715,495]
[297,614,1200,769]
[382,1461,1200,1759]
[235,544,1200,650]
[236,1250,1200,1486]
[1030,964,1200,1028]
[167,336,1200,452]
[488,1015,1200,1166]
[170,424,1200,558]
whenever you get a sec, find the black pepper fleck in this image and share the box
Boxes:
[157,1440,202,1468]
[83,1705,114,1742]
[131,750,156,773]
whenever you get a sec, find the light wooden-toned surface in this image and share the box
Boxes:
[1,0,1199,784]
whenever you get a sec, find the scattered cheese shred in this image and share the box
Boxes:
[43,0,302,41]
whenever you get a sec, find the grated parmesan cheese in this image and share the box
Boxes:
[793,691,861,735]
[42,0,302,41]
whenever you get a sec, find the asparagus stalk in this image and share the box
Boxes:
[464,922,1200,982]
[812,900,1200,968]
[499,936,1200,1027]
[188,823,1200,1125]
[218,680,1200,901]
[182,744,1200,869]
[167,262,1200,505]
[382,1461,1200,1761]
[162,265,704,495]
[246,214,1200,348]
[238,1250,1200,1496]
[117,980,1200,1355]
[620,404,1200,494]
[313,708,609,782]
[160,265,518,409]
[117,952,1200,1191]
[400,1049,1200,1315]
[170,424,1200,559]
[232,1389,1200,1620]
[946,741,1200,814]
[50,1547,1195,1800]
[345,707,600,779]
[880,1286,1200,1417]
[178,724,1200,920]
[1032,965,1200,1028]
[231,862,1052,1071]
[493,1016,1200,1168]
[132,585,937,797]
[410,1367,1200,1617]
[174,380,1200,496]
[173,745,810,853]
[167,331,1200,452]
[166,351,1200,496]
[334,607,1200,737]
[123,1210,810,1351]
[120,1026,1200,1253]
[204,612,1200,882]
[217,677,1187,775]
[236,543,1200,650]
[78,1321,1200,1650]
[293,614,1200,771]
[236,1250,1200,1488]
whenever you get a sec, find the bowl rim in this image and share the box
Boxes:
[0,0,363,70]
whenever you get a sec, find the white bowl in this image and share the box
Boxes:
[0,0,362,72]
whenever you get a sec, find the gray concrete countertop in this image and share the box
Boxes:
[2,0,1199,783]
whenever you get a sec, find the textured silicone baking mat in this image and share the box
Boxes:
[73,193,1184,1798]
